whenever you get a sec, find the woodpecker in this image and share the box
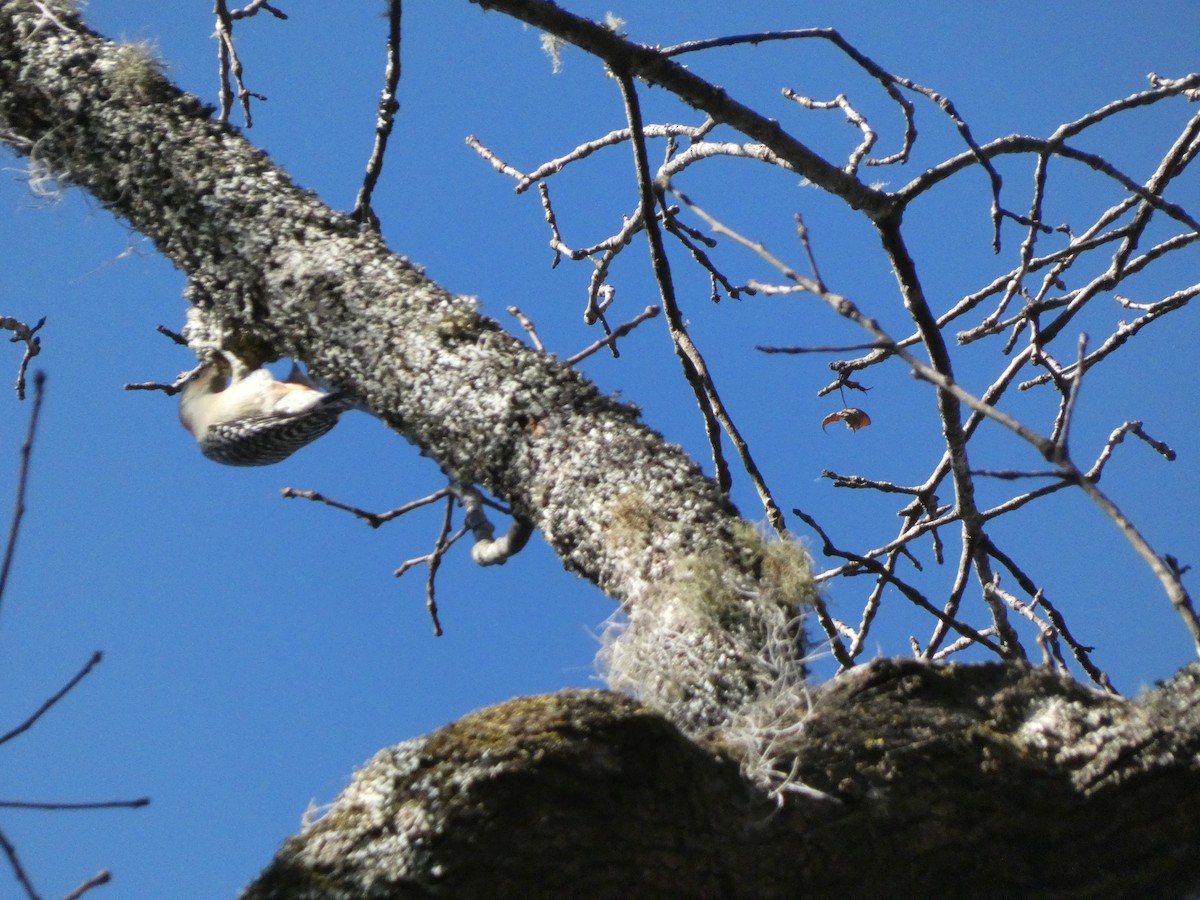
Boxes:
[178,352,353,466]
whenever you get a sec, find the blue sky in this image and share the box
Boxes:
[1,2,1198,896]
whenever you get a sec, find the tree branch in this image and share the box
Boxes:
[0,0,811,737]
[243,663,1200,899]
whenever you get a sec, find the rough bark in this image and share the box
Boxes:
[0,1,811,737]
[242,660,1200,899]
[3,4,1200,898]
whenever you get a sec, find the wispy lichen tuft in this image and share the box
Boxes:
[596,525,819,798]
[539,33,563,74]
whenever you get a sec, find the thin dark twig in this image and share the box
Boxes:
[62,871,112,900]
[564,305,660,365]
[985,539,1116,693]
[1075,471,1200,655]
[814,476,1072,585]
[0,371,45,623]
[844,547,899,665]
[660,28,921,170]
[789,512,853,668]
[1020,285,1200,390]
[758,341,887,354]
[0,798,149,811]
[155,324,188,346]
[618,72,788,528]
[793,508,1003,656]
[662,210,747,301]
[924,542,975,658]
[424,497,455,636]
[822,472,924,495]
[392,494,490,637]
[1051,333,1089,456]
[970,469,1061,480]
[353,0,402,229]
[1106,105,1200,276]
[280,486,454,528]
[0,825,38,900]
[899,133,1200,235]
[615,73,732,496]
[975,149,1052,334]
[536,181,565,267]
[519,122,714,195]
[0,651,103,746]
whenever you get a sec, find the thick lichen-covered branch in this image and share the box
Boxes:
[243,662,1200,899]
[0,1,813,736]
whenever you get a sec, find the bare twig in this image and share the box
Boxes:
[661,209,748,301]
[782,91,876,176]
[1020,285,1200,390]
[352,0,402,229]
[226,1,287,20]
[0,651,103,746]
[985,539,1116,693]
[0,798,149,811]
[928,627,999,661]
[0,371,44,622]
[758,340,886,355]
[0,826,38,900]
[786,514,853,669]
[466,3,1200,666]
[618,72,787,528]
[0,315,44,400]
[395,496,464,636]
[465,134,527,181]
[280,486,453,528]
[62,871,112,900]
[507,306,545,353]
[564,305,659,365]
[1083,422,1176,482]
[469,122,714,195]
[793,507,1003,657]
[1075,472,1200,656]
[213,0,278,125]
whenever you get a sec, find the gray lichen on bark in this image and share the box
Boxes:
[242,663,1200,899]
[0,0,814,742]
[11,5,1200,899]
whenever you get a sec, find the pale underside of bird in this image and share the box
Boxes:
[178,351,353,466]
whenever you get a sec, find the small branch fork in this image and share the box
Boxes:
[0,316,44,400]
[463,2,1200,681]
[282,482,531,636]
[212,0,287,126]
